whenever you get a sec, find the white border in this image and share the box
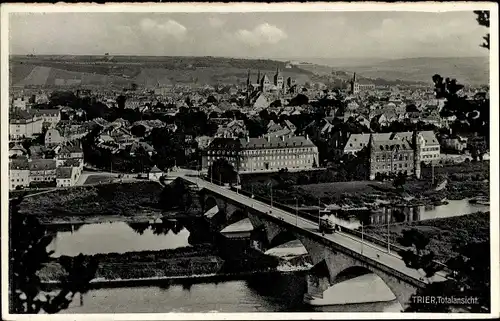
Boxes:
[1,2,499,320]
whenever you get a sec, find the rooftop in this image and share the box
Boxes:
[29,159,57,171]
[56,167,73,179]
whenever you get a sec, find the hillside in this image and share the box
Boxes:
[9,55,314,88]
[296,63,425,86]
[342,57,489,86]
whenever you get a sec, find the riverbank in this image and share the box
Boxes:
[38,212,200,225]
[363,212,490,262]
[15,181,202,225]
[241,161,489,208]
[40,269,306,290]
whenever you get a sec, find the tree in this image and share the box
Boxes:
[289,94,309,106]
[116,95,127,109]
[159,179,193,211]
[208,158,237,185]
[9,196,98,314]
[393,172,407,190]
[130,124,147,137]
[399,227,490,312]
[474,11,490,50]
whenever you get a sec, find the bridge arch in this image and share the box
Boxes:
[333,265,399,306]
[203,196,219,214]
[226,209,248,226]
[297,235,416,308]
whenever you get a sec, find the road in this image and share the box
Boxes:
[182,176,447,285]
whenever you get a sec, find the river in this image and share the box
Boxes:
[335,198,489,229]
[44,198,485,313]
[62,273,402,313]
[47,221,190,257]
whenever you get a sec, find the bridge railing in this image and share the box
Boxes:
[189,176,453,276]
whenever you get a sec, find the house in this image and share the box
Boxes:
[441,136,468,153]
[61,158,84,177]
[267,120,283,133]
[130,141,155,157]
[282,119,297,133]
[29,145,49,159]
[12,97,28,110]
[196,136,213,151]
[9,144,27,158]
[367,134,416,180]
[9,158,30,190]
[148,165,163,181]
[45,128,65,146]
[9,110,43,140]
[263,128,294,139]
[56,166,81,187]
[394,131,441,164]
[252,93,271,109]
[29,159,57,184]
[32,109,61,129]
[215,120,248,138]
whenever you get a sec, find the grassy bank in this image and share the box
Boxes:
[364,212,490,262]
[18,182,164,220]
[37,245,281,283]
[240,161,489,208]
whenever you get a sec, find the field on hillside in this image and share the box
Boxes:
[9,55,313,88]
[344,57,489,85]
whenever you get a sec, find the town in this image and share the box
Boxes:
[8,61,490,189]
[5,8,493,317]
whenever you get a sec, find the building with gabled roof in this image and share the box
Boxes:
[9,110,43,140]
[202,135,318,173]
[9,158,30,190]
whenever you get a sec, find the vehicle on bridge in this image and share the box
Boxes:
[319,215,336,234]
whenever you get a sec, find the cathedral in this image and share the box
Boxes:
[246,67,296,96]
[244,66,298,108]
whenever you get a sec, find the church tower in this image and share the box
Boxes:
[350,72,359,94]
[274,66,284,91]
[368,133,376,180]
[246,70,251,100]
[256,70,261,91]
[412,130,423,179]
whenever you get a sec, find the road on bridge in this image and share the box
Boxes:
[182,176,447,285]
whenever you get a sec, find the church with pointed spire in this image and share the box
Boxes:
[244,65,297,108]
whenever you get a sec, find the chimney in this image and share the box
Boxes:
[246,136,249,143]
[306,134,309,141]
[267,135,270,143]
[281,136,285,142]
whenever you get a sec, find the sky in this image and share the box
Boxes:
[8,11,489,60]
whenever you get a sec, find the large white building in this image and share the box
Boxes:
[202,135,319,173]
[9,158,30,190]
[9,110,43,140]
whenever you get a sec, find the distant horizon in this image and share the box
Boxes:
[8,11,489,59]
[9,53,488,60]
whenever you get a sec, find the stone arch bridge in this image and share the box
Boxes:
[180,176,447,308]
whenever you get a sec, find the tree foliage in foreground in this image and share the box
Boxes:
[473,10,490,50]
[208,158,238,185]
[9,196,98,314]
[399,228,490,312]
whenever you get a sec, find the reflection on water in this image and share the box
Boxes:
[63,273,402,313]
[417,199,489,220]
[47,221,190,257]
[367,198,489,226]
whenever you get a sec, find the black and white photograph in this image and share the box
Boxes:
[1,2,498,318]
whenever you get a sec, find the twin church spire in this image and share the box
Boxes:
[246,65,284,94]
